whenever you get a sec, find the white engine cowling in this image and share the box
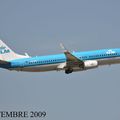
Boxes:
[84,60,98,69]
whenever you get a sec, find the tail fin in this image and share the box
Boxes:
[0,40,29,61]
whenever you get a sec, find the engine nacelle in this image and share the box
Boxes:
[84,60,98,69]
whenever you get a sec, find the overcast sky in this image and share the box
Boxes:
[0,0,120,120]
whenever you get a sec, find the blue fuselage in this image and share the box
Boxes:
[8,48,120,72]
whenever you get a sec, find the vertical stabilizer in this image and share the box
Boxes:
[0,40,29,61]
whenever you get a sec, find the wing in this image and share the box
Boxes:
[64,50,84,68]
[59,43,84,69]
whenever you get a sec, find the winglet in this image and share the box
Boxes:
[60,43,68,52]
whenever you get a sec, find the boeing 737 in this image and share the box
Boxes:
[0,40,120,74]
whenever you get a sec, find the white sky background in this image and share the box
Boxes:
[0,0,120,120]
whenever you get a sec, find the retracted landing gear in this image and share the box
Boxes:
[65,68,73,74]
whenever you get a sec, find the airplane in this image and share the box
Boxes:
[0,39,120,74]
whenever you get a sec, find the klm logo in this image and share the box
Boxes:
[0,46,10,54]
[106,50,116,54]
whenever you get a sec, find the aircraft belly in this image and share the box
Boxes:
[98,57,120,65]
[13,64,59,72]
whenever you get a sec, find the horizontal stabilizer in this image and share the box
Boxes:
[0,60,11,69]
[0,60,10,64]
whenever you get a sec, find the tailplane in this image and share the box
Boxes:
[0,40,30,61]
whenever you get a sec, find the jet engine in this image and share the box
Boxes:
[84,60,98,69]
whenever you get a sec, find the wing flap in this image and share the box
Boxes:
[57,62,66,69]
